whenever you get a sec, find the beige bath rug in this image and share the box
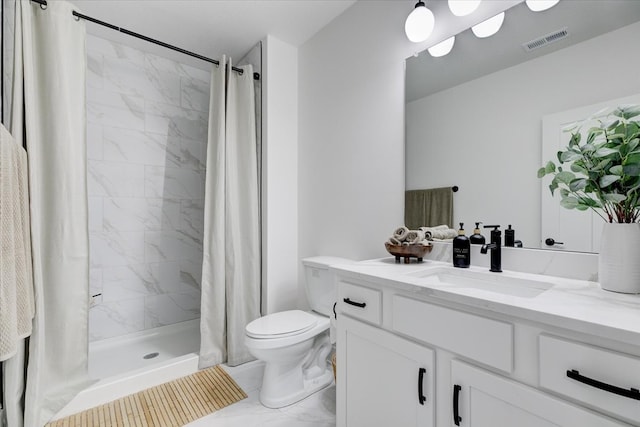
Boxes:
[47,365,247,427]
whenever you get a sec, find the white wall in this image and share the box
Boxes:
[262,35,299,314]
[298,2,413,268]
[406,21,640,248]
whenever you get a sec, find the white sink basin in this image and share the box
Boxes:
[406,267,554,298]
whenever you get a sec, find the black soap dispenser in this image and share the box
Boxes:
[470,222,486,245]
[505,224,515,247]
[453,223,471,268]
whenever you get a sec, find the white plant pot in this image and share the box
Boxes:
[598,222,640,294]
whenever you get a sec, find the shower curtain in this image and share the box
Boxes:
[199,57,261,368]
[2,1,91,426]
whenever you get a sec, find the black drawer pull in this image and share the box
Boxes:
[566,370,640,400]
[453,384,462,425]
[343,298,366,308]
[418,368,427,405]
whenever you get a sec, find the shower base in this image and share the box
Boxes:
[53,319,200,419]
[89,318,200,380]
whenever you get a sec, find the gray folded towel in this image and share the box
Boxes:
[405,230,426,244]
[428,228,458,240]
[393,226,410,241]
[388,237,401,245]
[421,225,455,240]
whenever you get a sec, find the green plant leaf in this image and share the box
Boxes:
[623,164,640,176]
[570,162,587,175]
[556,171,576,184]
[625,122,640,139]
[600,175,620,187]
[569,132,581,146]
[610,165,624,175]
[606,132,626,142]
[560,196,579,209]
[603,118,620,130]
[583,197,601,208]
[616,105,640,120]
[569,178,587,192]
[594,147,618,158]
[586,127,604,142]
[560,150,582,162]
[602,193,626,203]
[593,159,612,171]
[626,152,640,165]
[545,161,556,174]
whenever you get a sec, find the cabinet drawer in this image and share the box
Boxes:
[539,335,640,425]
[392,295,513,372]
[337,281,382,325]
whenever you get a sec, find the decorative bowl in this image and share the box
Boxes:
[384,242,432,264]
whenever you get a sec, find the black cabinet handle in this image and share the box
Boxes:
[343,298,366,308]
[418,368,427,405]
[566,370,640,400]
[453,384,462,426]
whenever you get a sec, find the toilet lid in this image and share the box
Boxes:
[246,310,318,338]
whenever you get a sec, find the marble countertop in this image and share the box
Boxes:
[331,258,640,346]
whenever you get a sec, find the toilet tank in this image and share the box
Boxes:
[302,256,355,316]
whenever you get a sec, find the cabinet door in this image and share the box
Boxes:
[337,315,434,427]
[451,360,628,427]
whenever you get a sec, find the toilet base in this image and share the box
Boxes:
[260,367,334,409]
[258,333,333,408]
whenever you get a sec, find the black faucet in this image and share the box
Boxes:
[480,225,502,272]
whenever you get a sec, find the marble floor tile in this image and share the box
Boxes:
[187,382,336,427]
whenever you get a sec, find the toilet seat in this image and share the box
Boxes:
[246,310,318,339]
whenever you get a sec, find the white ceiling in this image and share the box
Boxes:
[67,0,356,68]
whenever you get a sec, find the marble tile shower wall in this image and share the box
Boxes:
[86,35,210,341]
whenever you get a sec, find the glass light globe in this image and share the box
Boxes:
[448,0,481,17]
[471,12,505,38]
[428,36,455,57]
[405,3,435,43]
[525,0,560,12]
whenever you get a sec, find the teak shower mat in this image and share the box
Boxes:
[46,365,247,427]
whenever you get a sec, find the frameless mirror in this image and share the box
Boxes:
[405,0,640,251]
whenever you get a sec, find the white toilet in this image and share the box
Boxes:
[245,256,353,408]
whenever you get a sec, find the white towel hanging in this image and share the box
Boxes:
[0,124,35,362]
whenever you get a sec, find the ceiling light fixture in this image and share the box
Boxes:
[471,12,505,38]
[428,36,455,57]
[448,0,481,17]
[525,0,560,12]
[405,1,435,43]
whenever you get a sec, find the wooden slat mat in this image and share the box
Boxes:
[47,365,247,427]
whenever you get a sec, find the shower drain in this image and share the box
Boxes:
[143,352,160,360]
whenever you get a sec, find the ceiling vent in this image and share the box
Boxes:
[523,27,569,52]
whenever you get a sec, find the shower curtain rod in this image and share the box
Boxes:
[30,0,260,80]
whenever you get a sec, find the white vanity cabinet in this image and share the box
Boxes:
[451,360,626,427]
[338,316,435,427]
[334,268,640,427]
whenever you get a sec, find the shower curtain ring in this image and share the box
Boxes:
[74,14,80,21]
[39,2,47,10]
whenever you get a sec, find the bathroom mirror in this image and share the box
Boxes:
[405,0,640,251]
